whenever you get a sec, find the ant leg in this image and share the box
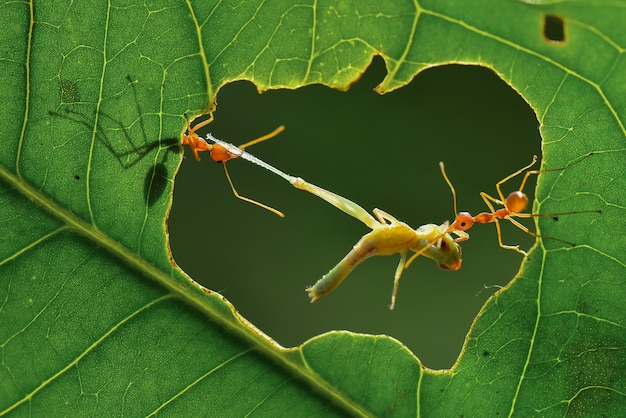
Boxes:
[517,169,542,195]
[492,218,527,256]
[404,223,450,269]
[404,238,438,269]
[479,191,502,213]
[478,192,526,254]
[239,126,285,149]
[495,155,538,203]
[517,152,594,193]
[186,113,215,132]
[506,215,577,248]
[222,163,285,218]
[452,230,470,243]
[439,161,460,216]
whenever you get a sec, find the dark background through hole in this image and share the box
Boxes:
[169,59,540,370]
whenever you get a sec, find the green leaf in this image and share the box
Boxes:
[1,0,624,416]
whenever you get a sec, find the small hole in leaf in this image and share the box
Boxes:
[543,15,565,43]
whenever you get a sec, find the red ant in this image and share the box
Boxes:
[182,114,285,217]
[440,153,600,255]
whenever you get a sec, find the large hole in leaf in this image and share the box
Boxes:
[169,59,541,369]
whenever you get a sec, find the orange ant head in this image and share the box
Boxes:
[183,131,213,162]
[182,112,215,161]
[454,212,474,231]
[506,191,528,213]
[182,132,201,161]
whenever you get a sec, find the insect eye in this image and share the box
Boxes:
[456,212,473,230]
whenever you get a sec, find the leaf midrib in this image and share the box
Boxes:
[0,163,372,417]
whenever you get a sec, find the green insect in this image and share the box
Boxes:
[198,123,464,309]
